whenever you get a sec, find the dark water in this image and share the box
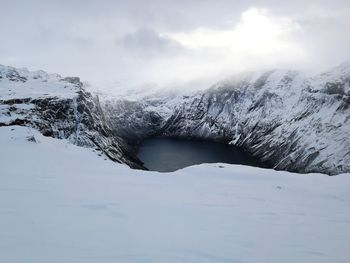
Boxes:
[137,137,263,172]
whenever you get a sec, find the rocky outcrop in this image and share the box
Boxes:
[0,65,144,169]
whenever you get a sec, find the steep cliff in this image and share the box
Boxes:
[0,65,143,168]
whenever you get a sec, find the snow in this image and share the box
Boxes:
[0,125,349,263]
[0,65,79,100]
[0,103,35,124]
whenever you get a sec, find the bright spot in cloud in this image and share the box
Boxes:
[168,8,303,58]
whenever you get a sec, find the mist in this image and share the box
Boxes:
[1,0,350,93]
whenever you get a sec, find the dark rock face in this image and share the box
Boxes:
[103,99,164,141]
[0,93,144,169]
[5,69,27,82]
[62,77,83,87]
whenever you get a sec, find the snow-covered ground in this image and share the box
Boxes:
[0,65,79,101]
[1,125,349,263]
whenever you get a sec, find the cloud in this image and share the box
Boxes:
[0,0,350,91]
[118,28,183,58]
[166,8,305,66]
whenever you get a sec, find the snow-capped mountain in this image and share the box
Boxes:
[0,65,143,169]
[1,63,350,175]
[102,64,350,175]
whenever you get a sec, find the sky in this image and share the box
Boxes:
[1,0,350,92]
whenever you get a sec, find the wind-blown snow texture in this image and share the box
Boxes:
[102,63,350,175]
[0,126,349,263]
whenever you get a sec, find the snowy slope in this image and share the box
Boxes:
[0,64,79,100]
[0,125,350,263]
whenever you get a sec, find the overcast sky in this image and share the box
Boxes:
[1,0,350,91]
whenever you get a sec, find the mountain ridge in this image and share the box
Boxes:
[102,64,350,175]
[1,62,350,174]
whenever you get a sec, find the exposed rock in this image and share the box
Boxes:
[0,65,144,169]
[26,135,37,143]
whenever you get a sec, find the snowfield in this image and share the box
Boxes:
[0,64,79,101]
[0,126,349,263]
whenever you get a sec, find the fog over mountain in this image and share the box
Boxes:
[1,0,350,91]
